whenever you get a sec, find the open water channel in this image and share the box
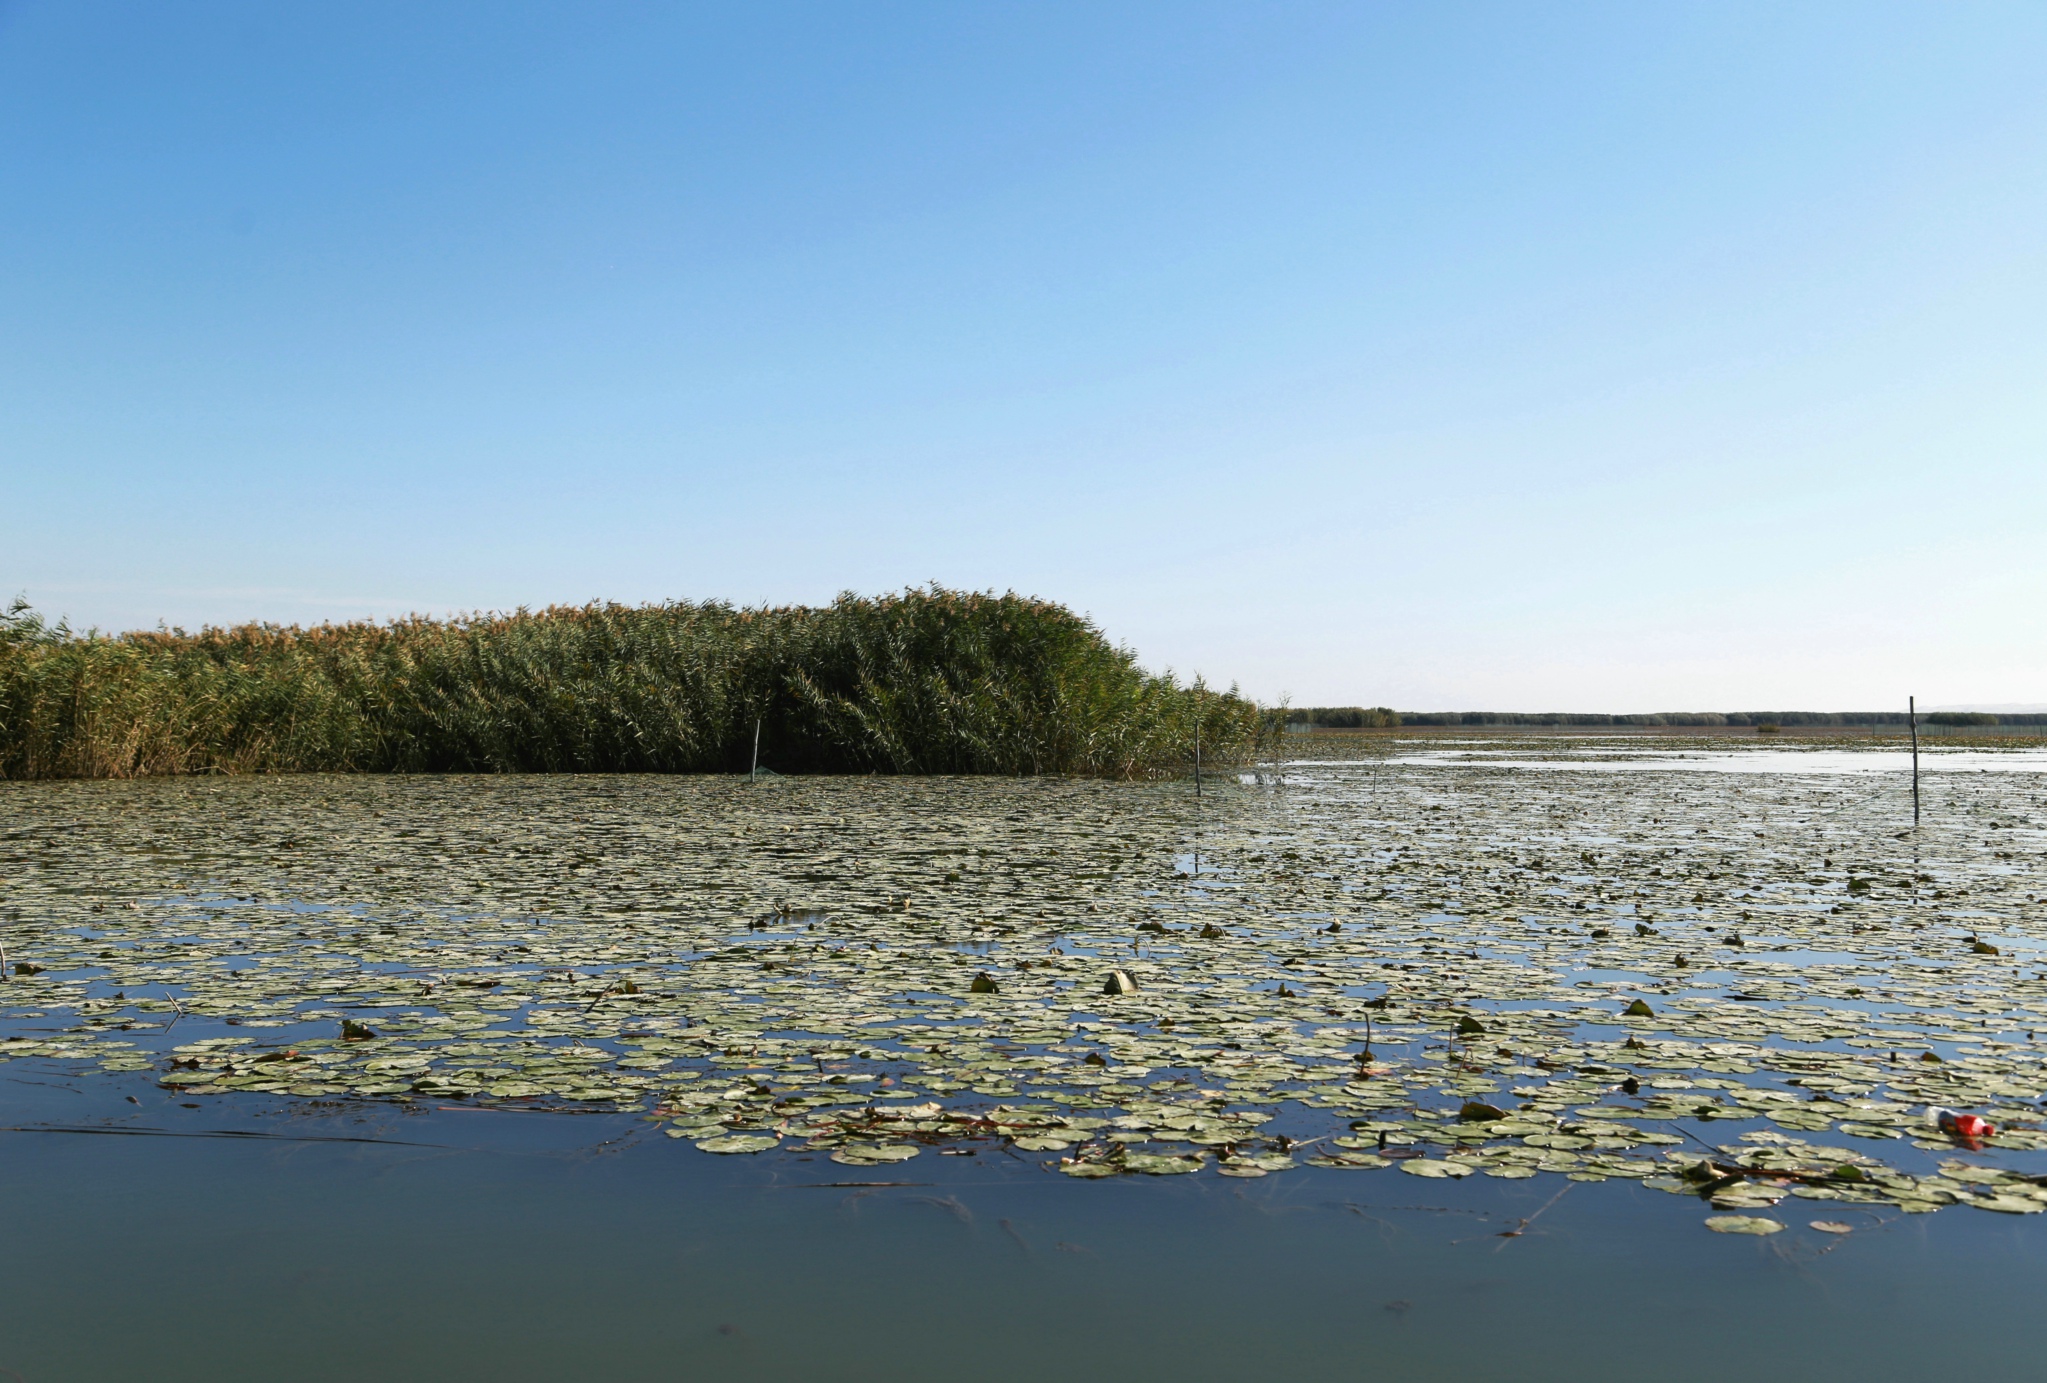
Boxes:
[3,738,2045,1380]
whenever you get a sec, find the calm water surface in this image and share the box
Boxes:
[6,1080,2047,1383]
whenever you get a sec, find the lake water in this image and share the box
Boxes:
[7,1082,2047,1382]
[3,740,2045,1380]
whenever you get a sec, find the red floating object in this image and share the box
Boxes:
[1936,1109,1996,1141]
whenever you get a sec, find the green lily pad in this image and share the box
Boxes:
[1060,1161,1121,1178]
[1399,1159,1474,1179]
[1305,1151,1392,1169]
[1966,1194,2045,1214]
[830,1142,921,1165]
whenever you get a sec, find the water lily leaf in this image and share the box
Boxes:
[830,1142,921,1165]
[1967,1194,2045,1214]
[1306,1151,1391,1169]
[1060,1161,1120,1178]
[1400,1159,1474,1179]
[1704,1215,1784,1235]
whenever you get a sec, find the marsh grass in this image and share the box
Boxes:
[0,588,1259,780]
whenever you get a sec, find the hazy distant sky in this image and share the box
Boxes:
[4,3,2043,711]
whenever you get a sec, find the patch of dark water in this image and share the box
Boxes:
[4,1079,2047,1382]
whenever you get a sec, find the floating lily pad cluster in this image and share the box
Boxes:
[0,742,2044,1214]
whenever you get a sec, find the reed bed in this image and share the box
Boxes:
[0,589,1259,780]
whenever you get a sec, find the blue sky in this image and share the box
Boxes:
[3,2,2043,710]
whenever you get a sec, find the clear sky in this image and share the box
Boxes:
[3,2,2043,712]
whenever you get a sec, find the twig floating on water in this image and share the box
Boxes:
[0,1123,451,1148]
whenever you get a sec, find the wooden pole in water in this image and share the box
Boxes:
[1909,696,1919,827]
[751,718,761,781]
[1193,686,1204,878]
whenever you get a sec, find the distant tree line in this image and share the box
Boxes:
[1286,707,2042,728]
[1285,707,1401,728]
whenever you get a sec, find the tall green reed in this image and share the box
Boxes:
[0,589,1261,780]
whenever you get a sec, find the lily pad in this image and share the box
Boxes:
[830,1143,921,1165]
[1060,1161,1121,1178]
[1966,1194,2045,1214]
[1306,1151,1392,1169]
[1400,1159,1474,1179]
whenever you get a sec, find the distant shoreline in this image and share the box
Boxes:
[1285,706,2040,731]
[1286,722,2042,739]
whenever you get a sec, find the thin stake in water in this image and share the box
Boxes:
[751,718,761,781]
[1909,695,1920,827]
[1192,684,1203,876]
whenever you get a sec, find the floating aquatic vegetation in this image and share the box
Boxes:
[0,738,2044,1216]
